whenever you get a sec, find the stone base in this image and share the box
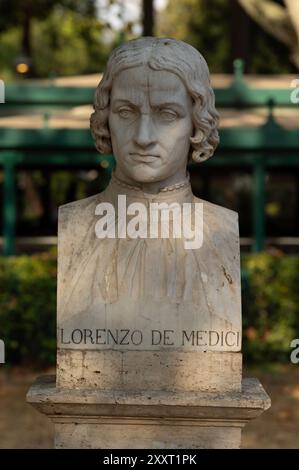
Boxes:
[27,375,270,449]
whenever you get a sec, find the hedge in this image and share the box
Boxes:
[242,252,299,363]
[0,251,57,366]
[1,250,299,366]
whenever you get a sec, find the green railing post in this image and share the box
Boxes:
[233,58,245,84]
[252,156,265,252]
[3,159,16,256]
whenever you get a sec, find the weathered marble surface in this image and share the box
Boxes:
[27,37,270,448]
[57,350,242,391]
[57,179,242,390]
[27,376,271,449]
[55,38,241,393]
[57,181,241,343]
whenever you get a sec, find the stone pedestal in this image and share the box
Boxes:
[27,37,271,449]
[27,375,270,449]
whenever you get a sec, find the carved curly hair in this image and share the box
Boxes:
[90,37,219,163]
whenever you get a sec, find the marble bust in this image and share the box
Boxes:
[57,38,241,365]
[28,39,270,449]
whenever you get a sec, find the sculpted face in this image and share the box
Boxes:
[109,66,193,191]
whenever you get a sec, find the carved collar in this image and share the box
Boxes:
[111,171,191,194]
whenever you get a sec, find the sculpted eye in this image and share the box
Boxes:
[158,109,178,121]
[118,107,135,118]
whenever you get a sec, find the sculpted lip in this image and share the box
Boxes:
[129,153,160,163]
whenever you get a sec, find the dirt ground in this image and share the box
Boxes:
[0,364,298,449]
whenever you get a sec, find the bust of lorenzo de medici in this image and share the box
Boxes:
[57,38,241,352]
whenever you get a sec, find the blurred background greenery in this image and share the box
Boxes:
[0,0,299,448]
[1,250,299,367]
[0,0,298,364]
[0,0,298,81]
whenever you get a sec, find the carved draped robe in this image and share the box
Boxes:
[57,176,241,351]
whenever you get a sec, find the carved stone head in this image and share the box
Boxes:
[90,37,219,186]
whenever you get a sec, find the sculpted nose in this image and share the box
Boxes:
[134,114,156,147]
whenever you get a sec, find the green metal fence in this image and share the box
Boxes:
[1,114,299,255]
[2,60,296,111]
[1,60,298,255]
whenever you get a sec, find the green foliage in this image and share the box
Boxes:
[31,9,109,77]
[0,4,109,79]
[0,251,57,366]
[0,27,22,81]
[249,26,295,74]
[158,0,295,73]
[0,0,97,32]
[1,251,299,366]
[242,252,299,363]
[158,0,230,72]
[183,0,231,73]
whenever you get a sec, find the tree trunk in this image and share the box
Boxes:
[238,0,295,47]
[21,11,34,76]
[142,0,155,36]
[22,13,31,58]
[238,0,299,68]
[284,0,299,67]
[230,0,251,71]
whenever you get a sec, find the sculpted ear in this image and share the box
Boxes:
[189,94,220,163]
[90,110,113,154]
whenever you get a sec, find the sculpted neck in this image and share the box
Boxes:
[114,167,189,194]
